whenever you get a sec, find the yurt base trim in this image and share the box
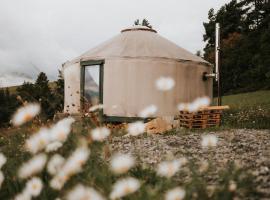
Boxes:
[102,115,153,123]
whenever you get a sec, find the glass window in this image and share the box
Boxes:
[84,65,100,109]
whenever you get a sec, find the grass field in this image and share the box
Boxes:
[0,119,260,200]
[0,90,269,199]
[220,90,270,129]
[221,90,270,109]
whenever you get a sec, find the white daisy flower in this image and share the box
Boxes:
[50,124,70,142]
[199,160,209,173]
[57,117,75,127]
[127,121,145,136]
[50,147,90,190]
[50,117,75,142]
[89,104,105,112]
[25,128,51,154]
[157,159,182,178]
[201,134,218,148]
[178,96,211,113]
[12,103,41,126]
[45,142,63,153]
[50,175,67,190]
[91,127,110,141]
[67,184,105,200]
[165,187,186,200]
[0,153,7,169]
[178,157,188,166]
[62,147,90,174]
[155,77,175,91]
[190,96,210,112]
[177,103,189,111]
[110,177,140,199]
[187,103,200,113]
[110,153,135,174]
[25,177,43,197]
[139,105,157,118]
[18,154,47,179]
[0,171,4,188]
[194,96,211,108]
[229,180,237,192]
[14,190,31,200]
[26,117,74,154]
[47,154,65,175]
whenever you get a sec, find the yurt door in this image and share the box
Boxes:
[81,60,104,112]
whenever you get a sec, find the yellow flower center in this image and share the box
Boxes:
[168,164,174,177]
[23,113,33,122]
[58,132,65,140]
[32,183,38,190]
[116,166,128,174]
[39,139,45,146]
[124,186,132,194]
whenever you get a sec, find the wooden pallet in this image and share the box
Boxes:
[179,109,223,115]
[178,106,229,129]
[179,113,221,120]
[180,118,221,124]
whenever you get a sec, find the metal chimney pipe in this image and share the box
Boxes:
[215,23,220,82]
[201,23,222,106]
[215,23,222,106]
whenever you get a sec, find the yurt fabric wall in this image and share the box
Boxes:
[63,25,213,119]
[102,58,212,117]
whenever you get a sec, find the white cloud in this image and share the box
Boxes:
[0,0,230,80]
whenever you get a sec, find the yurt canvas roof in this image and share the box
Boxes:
[65,25,210,66]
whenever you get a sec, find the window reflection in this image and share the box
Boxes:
[84,65,100,109]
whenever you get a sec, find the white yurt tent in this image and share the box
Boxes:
[63,25,212,121]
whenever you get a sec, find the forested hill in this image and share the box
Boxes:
[203,0,270,95]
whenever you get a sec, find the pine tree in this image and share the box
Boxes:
[16,82,36,102]
[133,19,153,28]
[53,70,64,112]
[0,89,5,107]
[202,0,270,94]
[241,0,270,29]
[35,72,51,99]
[134,19,140,25]
[142,19,152,28]
[0,89,8,125]
[34,72,55,118]
[0,88,20,127]
[17,72,55,119]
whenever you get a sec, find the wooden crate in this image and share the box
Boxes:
[178,106,229,129]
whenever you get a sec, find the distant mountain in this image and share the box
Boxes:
[0,72,35,88]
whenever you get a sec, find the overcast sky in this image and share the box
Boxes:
[0,0,230,79]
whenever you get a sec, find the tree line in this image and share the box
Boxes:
[0,71,64,127]
[203,0,270,95]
